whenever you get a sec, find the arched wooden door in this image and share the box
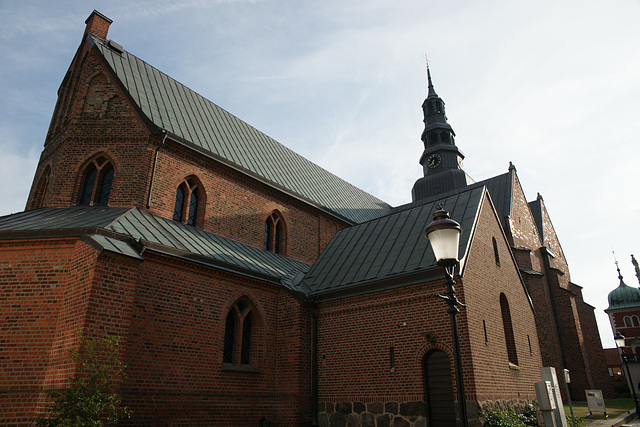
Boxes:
[423,349,457,427]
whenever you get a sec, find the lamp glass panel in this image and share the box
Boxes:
[428,228,460,262]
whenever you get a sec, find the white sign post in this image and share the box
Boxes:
[585,390,607,418]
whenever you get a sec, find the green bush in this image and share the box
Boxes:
[36,332,131,426]
[483,403,538,427]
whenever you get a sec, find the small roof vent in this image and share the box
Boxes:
[107,39,123,54]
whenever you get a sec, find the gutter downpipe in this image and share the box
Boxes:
[146,130,167,209]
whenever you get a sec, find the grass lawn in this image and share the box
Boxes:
[564,398,635,422]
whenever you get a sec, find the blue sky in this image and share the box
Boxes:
[1,0,639,348]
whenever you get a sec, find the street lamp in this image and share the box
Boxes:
[614,331,640,415]
[425,204,468,427]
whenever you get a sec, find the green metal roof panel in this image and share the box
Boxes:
[90,35,390,224]
[302,185,485,296]
[0,207,309,292]
[83,234,144,260]
[0,206,132,232]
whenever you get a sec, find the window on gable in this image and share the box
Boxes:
[223,298,255,366]
[492,237,501,266]
[265,211,286,254]
[500,293,518,366]
[78,156,114,205]
[173,177,201,226]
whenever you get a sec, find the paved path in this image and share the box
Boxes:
[578,411,639,427]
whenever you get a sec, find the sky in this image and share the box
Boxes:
[1,0,639,348]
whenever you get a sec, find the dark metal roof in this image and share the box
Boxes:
[302,185,485,300]
[477,170,513,231]
[0,207,310,293]
[528,198,544,242]
[88,34,390,224]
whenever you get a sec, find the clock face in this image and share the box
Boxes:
[427,153,442,169]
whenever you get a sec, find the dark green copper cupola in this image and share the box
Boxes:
[411,67,473,201]
[607,265,640,311]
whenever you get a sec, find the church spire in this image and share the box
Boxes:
[427,63,437,99]
[411,64,471,202]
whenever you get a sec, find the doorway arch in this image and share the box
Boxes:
[423,349,457,426]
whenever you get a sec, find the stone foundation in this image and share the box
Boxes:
[317,399,535,426]
[317,401,428,427]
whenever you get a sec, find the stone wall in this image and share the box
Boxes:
[317,401,427,427]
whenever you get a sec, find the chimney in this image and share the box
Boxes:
[83,10,112,40]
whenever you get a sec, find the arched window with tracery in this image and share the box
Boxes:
[500,293,518,366]
[78,155,114,205]
[264,211,286,254]
[173,177,202,226]
[223,298,256,366]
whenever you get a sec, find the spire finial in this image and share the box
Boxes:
[424,54,437,97]
[613,250,624,282]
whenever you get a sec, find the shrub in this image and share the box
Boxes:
[483,403,538,427]
[36,332,131,426]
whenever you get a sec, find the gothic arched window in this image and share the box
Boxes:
[173,177,202,226]
[633,316,640,327]
[500,293,518,366]
[624,316,633,327]
[223,298,255,366]
[264,211,286,254]
[78,155,114,205]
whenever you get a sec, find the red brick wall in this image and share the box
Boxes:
[462,193,541,403]
[315,193,542,426]
[0,238,100,424]
[117,251,312,426]
[0,240,313,426]
[146,141,345,264]
[505,175,611,398]
[27,46,153,211]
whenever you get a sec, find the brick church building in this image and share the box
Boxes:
[0,11,610,426]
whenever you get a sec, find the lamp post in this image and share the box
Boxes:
[614,331,640,415]
[425,204,468,427]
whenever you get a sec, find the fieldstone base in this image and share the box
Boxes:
[317,399,498,427]
[317,400,427,427]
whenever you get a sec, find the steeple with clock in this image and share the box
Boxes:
[411,66,473,201]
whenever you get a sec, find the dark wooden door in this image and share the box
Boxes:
[423,350,457,427]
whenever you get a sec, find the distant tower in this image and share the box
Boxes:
[411,65,473,201]
[606,258,640,348]
[632,255,640,287]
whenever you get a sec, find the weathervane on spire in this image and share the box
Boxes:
[613,250,624,281]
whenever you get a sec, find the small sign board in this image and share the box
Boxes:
[585,390,606,416]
